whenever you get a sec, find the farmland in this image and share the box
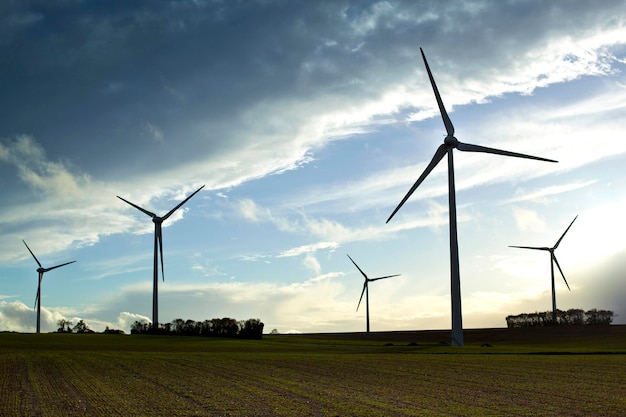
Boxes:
[1,326,625,416]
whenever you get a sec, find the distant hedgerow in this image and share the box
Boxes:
[130,317,264,339]
[506,308,614,328]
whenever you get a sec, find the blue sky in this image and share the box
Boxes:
[1,1,625,334]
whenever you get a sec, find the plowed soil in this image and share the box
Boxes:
[1,326,624,416]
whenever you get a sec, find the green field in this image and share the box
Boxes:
[1,326,625,416]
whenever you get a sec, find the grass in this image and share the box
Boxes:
[1,326,625,416]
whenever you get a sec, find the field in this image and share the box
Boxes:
[1,326,625,416]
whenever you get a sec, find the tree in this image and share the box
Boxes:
[239,318,264,339]
[130,320,150,334]
[56,319,73,333]
[73,319,94,334]
[103,326,125,335]
[566,308,585,325]
[184,319,198,336]
[585,309,615,325]
[171,318,185,334]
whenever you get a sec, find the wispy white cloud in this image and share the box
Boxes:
[141,121,165,143]
[277,241,339,258]
[505,181,597,204]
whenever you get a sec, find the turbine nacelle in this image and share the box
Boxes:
[444,135,459,147]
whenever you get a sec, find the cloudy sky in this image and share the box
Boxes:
[1,1,625,334]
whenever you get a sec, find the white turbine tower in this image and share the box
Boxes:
[386,48,557,346]
[23,240,76,334]
[117,185,205,331]
[510,215,578,324]
[347,254,400,333]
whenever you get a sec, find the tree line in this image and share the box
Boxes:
[56,319,125,334]
[130,317,265,339]
[505,308,615,328]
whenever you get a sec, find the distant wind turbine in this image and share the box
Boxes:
[117,184,205,331]
[22,240,75,334]
[347,254,400,333]
[509,215,578,324]
[386,48,557,346]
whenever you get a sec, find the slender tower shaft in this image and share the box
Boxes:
[365,285,370,333]
[448,149,463,347]
[153,231,159,331]
[36,273,42,334]
[550,254,557,324]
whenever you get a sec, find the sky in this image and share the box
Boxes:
[1,0,625,335]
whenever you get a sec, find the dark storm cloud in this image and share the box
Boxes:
[3,1,414,177]
[1,0,625,260]
[2,0,621,182]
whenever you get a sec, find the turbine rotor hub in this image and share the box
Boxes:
[444,135,459,148]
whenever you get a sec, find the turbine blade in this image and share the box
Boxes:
[356,282,367,312]
[157,224,165,282]
[347,254,368,279]
[386,144,447,223]
[552,254,571,291]
[44,261,76,272]
[420,48,454,136]
[117,196,156,218]
[162,185,206,221]
[22,240,42,268]
[456,142,557,163]
[554,215,578,249]
[509,245,550,251]
[369,274,401,282]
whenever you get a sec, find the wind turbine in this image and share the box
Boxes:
[509,215,578,324]
[117,184,205,331]
[347,254,400,333]
[22,240,75,334]
[386,48,557,346]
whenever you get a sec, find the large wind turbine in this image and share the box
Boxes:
[509,215,578,324]
[117,184,205,331]
[386,48,557,346]
[347,254,400,333]
[22,240,75,334]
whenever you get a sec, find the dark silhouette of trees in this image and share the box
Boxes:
[103,326,125,334]
[584,309,615,325]
[73,319,95,333]
[506,308,614,328]
[238,318,264,340]
[130,317,264,339]
[130,320,151,334]
[56,319,73,333]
